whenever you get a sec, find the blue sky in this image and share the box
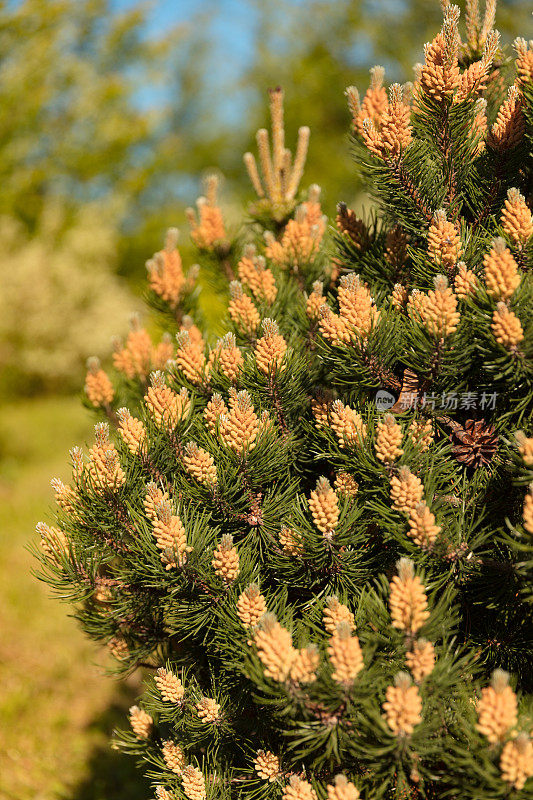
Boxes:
[110,0,326,118]
[111,0,265,119]
[112,0,306,45]
[112,2,260,82]
[113,0,259,40]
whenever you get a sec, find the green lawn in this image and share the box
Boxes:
[0,396,150,800]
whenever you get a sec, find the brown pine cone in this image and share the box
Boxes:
[450,419,498,467]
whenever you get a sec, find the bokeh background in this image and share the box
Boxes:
[1,1,531,798]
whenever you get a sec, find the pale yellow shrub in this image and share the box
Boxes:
[0,202,132,388]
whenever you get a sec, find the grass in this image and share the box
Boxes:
[0,395,150,800]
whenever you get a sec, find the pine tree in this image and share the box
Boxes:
[36,2,533,798]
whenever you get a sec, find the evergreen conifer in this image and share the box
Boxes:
[36,3,533,797]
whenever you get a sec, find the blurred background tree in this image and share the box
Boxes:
[0,0,167,230]
[0,0,163,392]
[0,0,216,393]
